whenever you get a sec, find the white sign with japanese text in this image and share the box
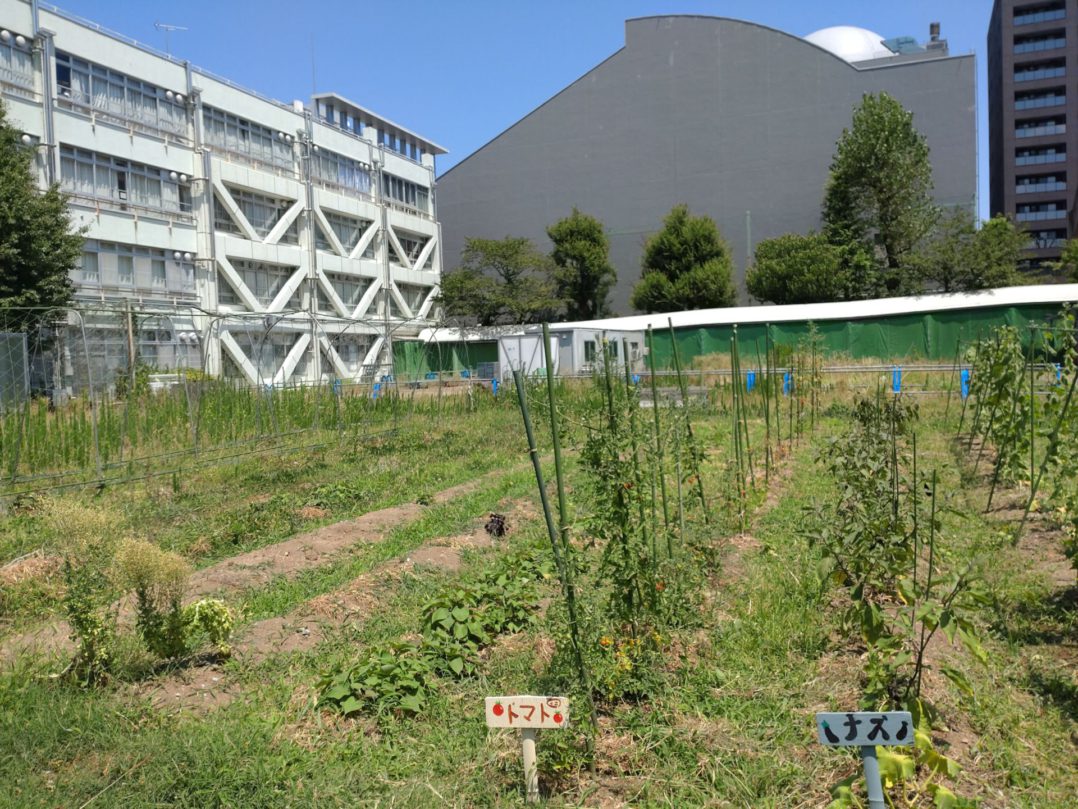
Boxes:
[815,711,914,747]
[485,696,568,729]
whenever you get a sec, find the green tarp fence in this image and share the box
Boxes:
[645,304,1068,369]
[393,340,499,379]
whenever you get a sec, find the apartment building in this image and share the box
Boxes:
[988,0,1076,270]
[0,0,444,386]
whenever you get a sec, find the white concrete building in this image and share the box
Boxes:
[0,0,444,386]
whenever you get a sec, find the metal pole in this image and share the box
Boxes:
[521,728,539,803]
[860,746,886,809]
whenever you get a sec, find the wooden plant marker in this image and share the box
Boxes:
[815,711,913,809]
[485,696,569,803]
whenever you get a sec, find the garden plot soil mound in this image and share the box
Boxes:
[135,504,525,712]
[0,474,496,664]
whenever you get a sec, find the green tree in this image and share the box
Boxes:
[746,232,849,305]
[1054,237,1078,282]
[914,210,1026,293]
[0,101,83,329]
[823,92,939,296]
[630,204,736,313]
[437,236,560,326]
[547,207,616,320]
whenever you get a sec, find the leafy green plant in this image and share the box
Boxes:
[319,641,434,716]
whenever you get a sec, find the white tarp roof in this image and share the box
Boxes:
[416,283,1078,344]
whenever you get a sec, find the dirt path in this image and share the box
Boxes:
[0,468,513,664]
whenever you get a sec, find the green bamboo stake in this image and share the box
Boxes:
[668,319,709,521]
[1015,357,1078,542]
[513,366,596,741]
[733,327,755,487]
[647,327,672,536]
[757,336,770,486]
[623,338,654,571]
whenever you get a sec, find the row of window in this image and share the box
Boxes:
[202,105,293,170]
[1016,144,1066,164]
[317,210,373,255]
[381,173,431,213]
[1015,88,1065,109]
[215,185,299,243]
[1014,31,1066,53]
[311,148,372,196]
[1015,61,1065,82]
[218,259,297,307]
[1028,227,1067,249]
[1016,172,1066,193]
[1016,116,1065,137]
[77,240,195,295]
[60,145,191,215]
[1015,200,1067,221]
[55,52,186,136]
[320,273,372,311]
[1014,4,1066,26]
[0,30,34,89]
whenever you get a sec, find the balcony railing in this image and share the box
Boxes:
[1016,209,1067,221]
[1014,36,1066,53]
[1016,123,1066,137]
[1015,8,1066,26]
[1016,151,1066,165]
[1015,94,1066,110]
[1017,180,1067,193]
[0,63,35,98]
[63,189,196,224]
[1015,66,1066,82]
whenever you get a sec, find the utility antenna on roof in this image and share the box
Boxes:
[154,21,188,56]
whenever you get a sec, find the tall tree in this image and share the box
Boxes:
[546,207,616,320]
[1053,237,1078,282]
[630,204,736,313]
[437,236,560,326]
[823,92,939,296]
[0,101,83,329]
[913,210,1026,293]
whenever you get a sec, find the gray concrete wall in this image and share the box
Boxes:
[437,16,976,315]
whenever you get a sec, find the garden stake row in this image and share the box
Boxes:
[647,327,673,538]
[667,319,709,522]
[513,365,596,746]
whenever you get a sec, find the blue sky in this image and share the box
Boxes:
[55,0,995,217]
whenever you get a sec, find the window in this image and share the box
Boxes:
[224,259,297,306]
[202,105,292,169]
[397,283,431,314]
[1015,4,1066,26]
[1028,228,1066,248]
[76,240,193,295]
[80,251,99,283]
[584,340,597,363]
[311,148,371,195]
[1015,89,1066,110]
[316,210,371,253]
[59,145,186,215]
[54,52,186,135]
[220,185,299,241]
[380,173,431,213]
[324,272,371,309]
[1016,145,1066,165]
[1014,32,1066,54]
[0,29,34,90]
[394,230,431,266]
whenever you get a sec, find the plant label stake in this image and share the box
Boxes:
[815,711,913,809]
[486,696,569,803]
[960,369,970,400]
[746,370,755,392]
[892,366,902,394]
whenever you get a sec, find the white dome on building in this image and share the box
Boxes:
[805,26,893,62]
